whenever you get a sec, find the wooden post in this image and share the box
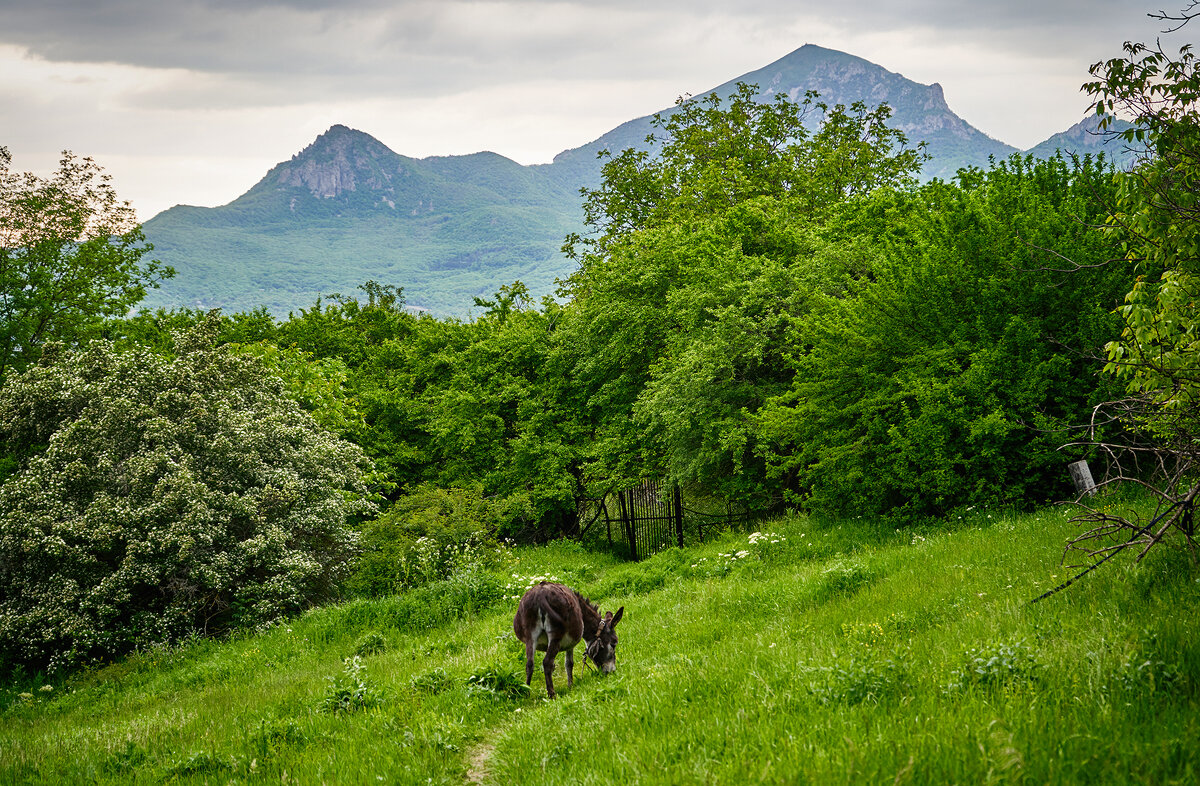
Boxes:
[673,484,684,548]
[1069,460,1096,497]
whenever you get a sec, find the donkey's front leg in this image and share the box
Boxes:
[542,639,561,698]
[565,646,575,688]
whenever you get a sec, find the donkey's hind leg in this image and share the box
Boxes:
[542,638,561,698]
[524,638,535,687]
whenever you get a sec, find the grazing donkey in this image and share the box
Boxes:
[513,582,624,698]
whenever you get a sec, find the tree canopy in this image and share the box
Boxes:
[558,84,929,504]
[0,149,172,384]
[1062,9,1200,562]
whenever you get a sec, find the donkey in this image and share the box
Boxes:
[512,581,624,698]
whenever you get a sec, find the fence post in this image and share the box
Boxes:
[618,490,638,561]
[1069,460,1096,497]
[673,484,684,548]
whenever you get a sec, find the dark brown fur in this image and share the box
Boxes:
[512,582,623,698]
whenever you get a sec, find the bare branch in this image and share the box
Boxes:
[1152,2,1200,33]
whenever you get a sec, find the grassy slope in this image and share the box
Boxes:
[2,505,1198,784]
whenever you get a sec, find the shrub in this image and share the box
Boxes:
[0,316,374,673]
[346,485,511,598]
[320,656,383,713]
[948,640,1040,692]
[465,666,530,700]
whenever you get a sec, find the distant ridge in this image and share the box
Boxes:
[1022,114,1139,166]
[141,44,1129,317]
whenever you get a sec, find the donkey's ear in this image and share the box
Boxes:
[610,607,624,627]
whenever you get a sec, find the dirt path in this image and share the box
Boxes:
[465,741,496,785]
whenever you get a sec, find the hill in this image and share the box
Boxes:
[140,125,583,317]
[3,504,1197,783]
[140,45,1127,317]
[1023,114,1139,166]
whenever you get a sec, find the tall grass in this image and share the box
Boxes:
[1,505,1196,784]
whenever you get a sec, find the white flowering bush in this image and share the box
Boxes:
[0,316,374,672]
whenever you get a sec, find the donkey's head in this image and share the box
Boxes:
[585,607,624,674]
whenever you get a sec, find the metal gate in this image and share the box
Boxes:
[592,480,752,560]
[604,480,684,561]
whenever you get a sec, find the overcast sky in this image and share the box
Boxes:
[0,1,1176,220]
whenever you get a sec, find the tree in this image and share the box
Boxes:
[1089,25,1200,409]
[758,155,1125,522]
[0,148,173,384]
[565,83,926,264]
[558,83,927,504]
[1066,7,1200,562]
[0,316,374,673]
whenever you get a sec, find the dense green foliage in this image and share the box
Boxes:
[3,506,1198,783]
[0,148,173,384]
[345,484,511,599]
[761,156,1126,520]
[0,317,373,672]
[55,82,1133,541]
[557,85,928,505]
[552,86,1124,520]
[1090,37,1200,423]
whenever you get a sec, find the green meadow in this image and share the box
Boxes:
[3,501,1196,785]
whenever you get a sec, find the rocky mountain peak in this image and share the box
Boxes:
[270,125,404,199]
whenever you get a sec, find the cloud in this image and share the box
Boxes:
[2,1,1155,89]
[0,0,1163,134]
[0,0,1173,218]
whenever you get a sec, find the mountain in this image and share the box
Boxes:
[548,44,1016,188]
[140,124,583,316]
[1022,114,1140,168]
[140,45,1119,318]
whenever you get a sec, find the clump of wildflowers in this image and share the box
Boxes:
[504,574,564,601]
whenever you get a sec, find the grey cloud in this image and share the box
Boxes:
[3,1,725,112]
[0,0,1158,77]
[0,0,1173,137]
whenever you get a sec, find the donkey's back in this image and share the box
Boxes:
[514,582,584,650]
